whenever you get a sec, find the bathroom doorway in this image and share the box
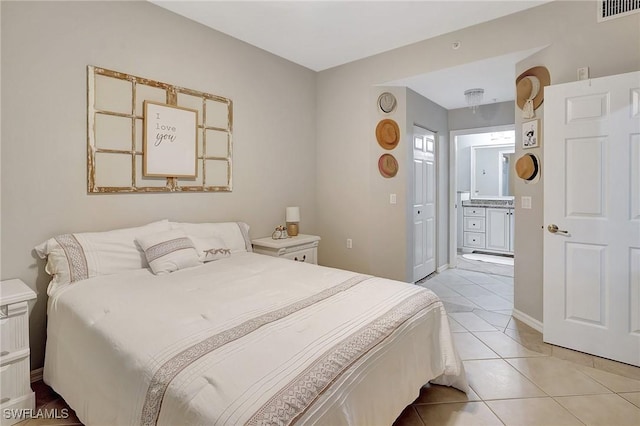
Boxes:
[448,125,515,271]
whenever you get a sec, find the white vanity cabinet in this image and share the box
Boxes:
[462,206,514,255]
[462,207,486,250]
[485,208,515,253]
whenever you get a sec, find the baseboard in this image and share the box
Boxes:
[437,264,449,273]
[30,367,43,383]
[512,308,543,333]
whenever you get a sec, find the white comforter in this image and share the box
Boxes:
[44,252,466,425]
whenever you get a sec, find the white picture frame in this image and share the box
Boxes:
[143,101,198,178]
[522,119,540,149]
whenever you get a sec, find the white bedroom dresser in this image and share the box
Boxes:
[462,201,515,255]
[0,279,36,425]
[252,234,321,264]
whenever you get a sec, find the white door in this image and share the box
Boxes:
[544,71,640,366]
[413,126,436,281]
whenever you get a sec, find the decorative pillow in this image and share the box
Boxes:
[170,222,252,253]
[190,236,231,262]
[35,220,171,294]
[136,229,201,275]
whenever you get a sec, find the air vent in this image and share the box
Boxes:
[598,0,640,22]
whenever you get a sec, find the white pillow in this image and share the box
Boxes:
[35,220,171,294]
[170,222,252,253]
[136,229,201,275]
[190,236,231,262]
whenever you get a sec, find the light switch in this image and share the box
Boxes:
[390,194,397,204]
[577,67,589,81]
[522,196,532,209]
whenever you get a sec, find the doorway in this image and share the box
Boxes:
[448,125,515,270]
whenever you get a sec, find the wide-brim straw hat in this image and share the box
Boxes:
[376,119,400,150]
[378,153,398,178]
[516,66,550,110]
[515,153,539,181]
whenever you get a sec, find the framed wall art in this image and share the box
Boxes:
[87,65,233,193]
[522,119,540,149]
[143,101,197,178]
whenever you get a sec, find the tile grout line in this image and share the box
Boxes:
[547,394,591,426]
[481,399,508,426]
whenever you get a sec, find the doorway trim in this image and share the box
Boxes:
[448,124,515,268]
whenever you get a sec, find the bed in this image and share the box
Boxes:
[36,220,467,425]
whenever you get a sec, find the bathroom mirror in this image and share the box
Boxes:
[470,143,515,199]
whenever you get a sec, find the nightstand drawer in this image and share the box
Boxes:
[0,302,29,354]
[0,354,31,404]
[464,232,486,248]
[282,247,316,264]
[0,279,36,424]
[463,217,485,232]
[252,234,321,265]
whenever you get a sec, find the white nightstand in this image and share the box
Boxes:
[1,279,36,425]
[252,234,321,264]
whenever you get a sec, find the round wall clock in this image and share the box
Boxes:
[377,92,397,114]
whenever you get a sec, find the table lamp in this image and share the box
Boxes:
[286,207,300,237]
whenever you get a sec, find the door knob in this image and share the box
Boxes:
[547,224,569,235]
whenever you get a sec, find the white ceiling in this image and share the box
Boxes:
[384,47,545,109]
[150,0,552,109]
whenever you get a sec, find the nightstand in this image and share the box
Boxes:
[1,279,36,425]
[252,234,321,264]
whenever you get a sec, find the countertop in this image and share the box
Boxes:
[462,199,514,209]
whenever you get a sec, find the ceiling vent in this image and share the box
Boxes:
[598,0,640,22]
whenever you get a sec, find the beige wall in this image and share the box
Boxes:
[1,0,317,369]
[369,87,408,280]
[316,1,640,318]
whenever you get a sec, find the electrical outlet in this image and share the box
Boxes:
[346,238,353,249]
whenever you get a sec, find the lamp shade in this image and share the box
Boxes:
[285,206,300,222]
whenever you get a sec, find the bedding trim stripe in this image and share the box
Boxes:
[54,234,89,283]
[144,237,194,262]
[246,290,439,426]
[140,274,373,426]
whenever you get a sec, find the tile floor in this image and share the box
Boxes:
[18,265,640,426]
[394,266,640,426]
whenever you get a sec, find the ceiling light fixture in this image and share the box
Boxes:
[464,88,484,113]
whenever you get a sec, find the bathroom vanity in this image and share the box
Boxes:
[461,200,514,255]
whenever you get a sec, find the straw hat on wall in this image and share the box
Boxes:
[515,153,540,181]
[516,66,550,118]
[376,119,400,150]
